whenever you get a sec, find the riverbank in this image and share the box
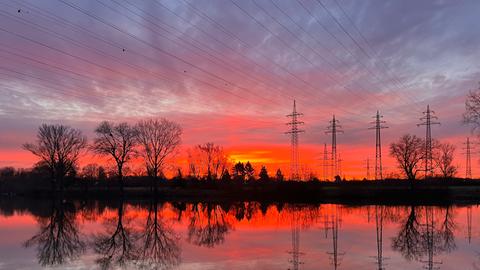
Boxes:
[2,178,480,204]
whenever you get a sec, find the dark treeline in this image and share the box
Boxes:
[3,164,480,203]
[0,197,462,269]
[3,88,480,201]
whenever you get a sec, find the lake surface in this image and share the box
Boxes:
[0,198,478,270]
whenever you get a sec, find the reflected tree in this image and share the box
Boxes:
[392,206,424,261]
[137,199,180,270]
[187,203,232,247]
[392,206,457,268]
[439,206,456,253]
[92,199,139,269]
[24,198,85,266]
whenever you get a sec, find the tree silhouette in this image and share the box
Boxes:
[232,162,246,182]
[275,169,284,181]
[136,118,182,192]
[434,142,457,178]
[187,203,232,247]
[187,143,228,180]
[137,199,180,270]
[24,198,85,266]
[92,121,138,192]
[92,199,139,269]
[389,134,425,186]
[221,169,231,182]
[245,162,255,181]
[23,124,87,191]
[259,165,269,181]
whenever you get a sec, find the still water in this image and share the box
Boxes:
[0,198,478,270]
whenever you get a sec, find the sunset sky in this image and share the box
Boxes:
[0,0,479,178]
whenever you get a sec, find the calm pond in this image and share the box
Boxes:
[0,199,478,269]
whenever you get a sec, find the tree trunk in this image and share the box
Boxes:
[118,165,124,194]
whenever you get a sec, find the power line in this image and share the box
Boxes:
[313,0,419,106]
[332,0,416,99]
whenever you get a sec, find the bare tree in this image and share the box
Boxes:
[389,134,425,186]
[187,143,229,180]
[81,163,100,179]
[92,121,137,192]
[464,83,480,129]
[23,124,87,191]
[136,119,182,191]
[434,142,457,178]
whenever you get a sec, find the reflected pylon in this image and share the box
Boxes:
[326,206,345,270]
[421,207,442,270]
[374,205,388,270]
[288,210,304,270]
[467,206,472,244]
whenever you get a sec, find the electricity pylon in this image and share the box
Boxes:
[463,137,473,179]
[326,115,343,179]
[369,111,388,180]
[322,143,332,181]
[365,158,371,180]
[417,105,440,179]
[338,153,343,179]
[286,100,304,181]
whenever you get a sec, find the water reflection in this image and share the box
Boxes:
[92,199,138,269]
[23,197,85,266]
[0,199,477,269]
[187,202,232,248]
[138,198,180,270]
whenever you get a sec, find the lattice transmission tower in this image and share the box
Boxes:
[286,100,304,181]
[365,157,371,180]
[369,111,388,180]
[463,137,473,179]
[322,143,332,181]
[417,105,440,179]
[326,115,343,179]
